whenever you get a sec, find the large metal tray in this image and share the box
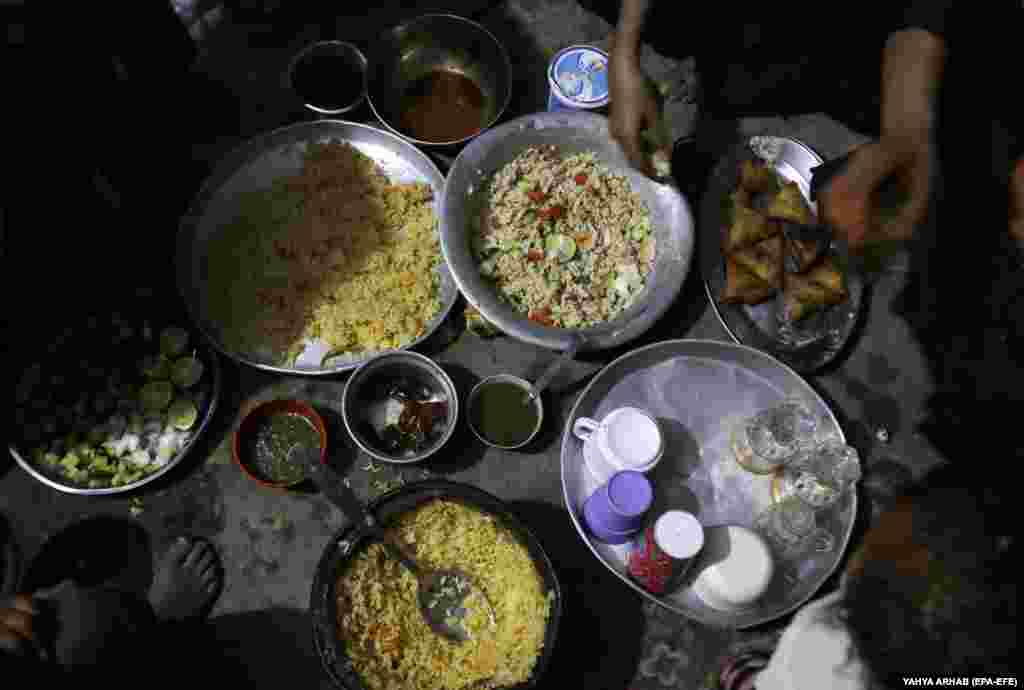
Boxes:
[176,120,459,375]
[560,339,856,628]
[700,136,864,373]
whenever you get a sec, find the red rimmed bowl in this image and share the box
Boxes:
[233,399,327,489]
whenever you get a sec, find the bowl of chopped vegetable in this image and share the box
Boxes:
[233,399,327,489]
[342,351,457,464]
[10,313,221,495]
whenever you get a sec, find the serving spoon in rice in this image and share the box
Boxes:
[297,447,497,643]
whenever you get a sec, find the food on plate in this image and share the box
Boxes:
[722,256,776,305]
[783,269,846,322]
[738,157,780,194]
[730,234,784,289]
[804,256,848,299]
[785,235,826,273]
[16,322,211,489]
[472,145,654,329]
[724,201,779,253]
[719,154,850,322]
[336,499,553,690]
[362,379,450,456]
[205,140,442,366]
[764,180,815,226]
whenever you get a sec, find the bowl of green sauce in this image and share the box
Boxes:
[233,399,326,489]
[467,374,544,450]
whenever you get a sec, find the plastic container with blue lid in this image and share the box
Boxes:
[547,45,610,112]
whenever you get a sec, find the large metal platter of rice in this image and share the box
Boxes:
[442,111,694,352]
[177,120,458,375]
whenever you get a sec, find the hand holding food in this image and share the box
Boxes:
[820,135,930,250]
[608,38,661,177]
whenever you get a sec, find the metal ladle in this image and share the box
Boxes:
[295,447,496,643]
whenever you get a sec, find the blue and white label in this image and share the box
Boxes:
[548,45,609,109]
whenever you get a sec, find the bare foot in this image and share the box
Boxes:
[149,537,223,622]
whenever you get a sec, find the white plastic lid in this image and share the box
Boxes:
[653,511,704,559]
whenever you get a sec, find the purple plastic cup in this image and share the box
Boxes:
[583,470,653,544]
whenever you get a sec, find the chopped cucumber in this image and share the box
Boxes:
[545,234,577,262]
[139,381,174,412]
[167,398,199,431]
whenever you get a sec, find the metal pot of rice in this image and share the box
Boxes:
[309,479,562,689]
[440,111,695,352]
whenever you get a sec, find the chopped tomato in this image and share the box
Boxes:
[574,173,588,185]
[528,307,555,326]
[527,190,547,203]
[527,249,545,262]
[539,205,565,220]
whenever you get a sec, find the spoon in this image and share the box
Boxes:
[294,447,496,643]
[523,336,585,406]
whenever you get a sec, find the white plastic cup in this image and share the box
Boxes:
[573,407,664,482]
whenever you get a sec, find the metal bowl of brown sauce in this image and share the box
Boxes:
[367,14,512,148]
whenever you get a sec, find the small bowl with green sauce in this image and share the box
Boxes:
[233,399,327,489]
[467,374,544,450]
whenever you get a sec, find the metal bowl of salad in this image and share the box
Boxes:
[9,311,221,495]
[440,111,695,352]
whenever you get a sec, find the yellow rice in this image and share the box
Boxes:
[336,499,552,690]
[205,140,441,364]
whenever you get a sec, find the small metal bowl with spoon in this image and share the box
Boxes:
[296,446,495,643]
[467,341,581,450]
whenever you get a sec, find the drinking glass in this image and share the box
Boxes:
[774,442,862,509]
[731,401,820,474]
[754,497,835,558]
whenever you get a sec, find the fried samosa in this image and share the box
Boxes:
[805,256,848,299]
[782,269,845,321]
[786,235,826,273]
[724,204,780,253]
[731,234,784,289]
[722,256,776,305]
[765,180,815,226]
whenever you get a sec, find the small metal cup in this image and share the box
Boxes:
[467,374,544,450]
[287,40,368,117]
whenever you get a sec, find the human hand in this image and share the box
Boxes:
[822,134,932,251]
[609,38,663,178]
[0,595,40,657]
[1010,157,1024,249]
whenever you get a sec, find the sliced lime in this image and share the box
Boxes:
[545,234,577,262]
[140,354,169,379]
[139,381,174,412]
[159,327,190,358]
[170,356,204,388]
[167,398,199,431]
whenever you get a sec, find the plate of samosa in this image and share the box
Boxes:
[700,136,864,372]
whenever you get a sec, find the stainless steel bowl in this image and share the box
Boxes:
[342,351,459,464]
[366,13,512,147]
[441,111,696,352]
